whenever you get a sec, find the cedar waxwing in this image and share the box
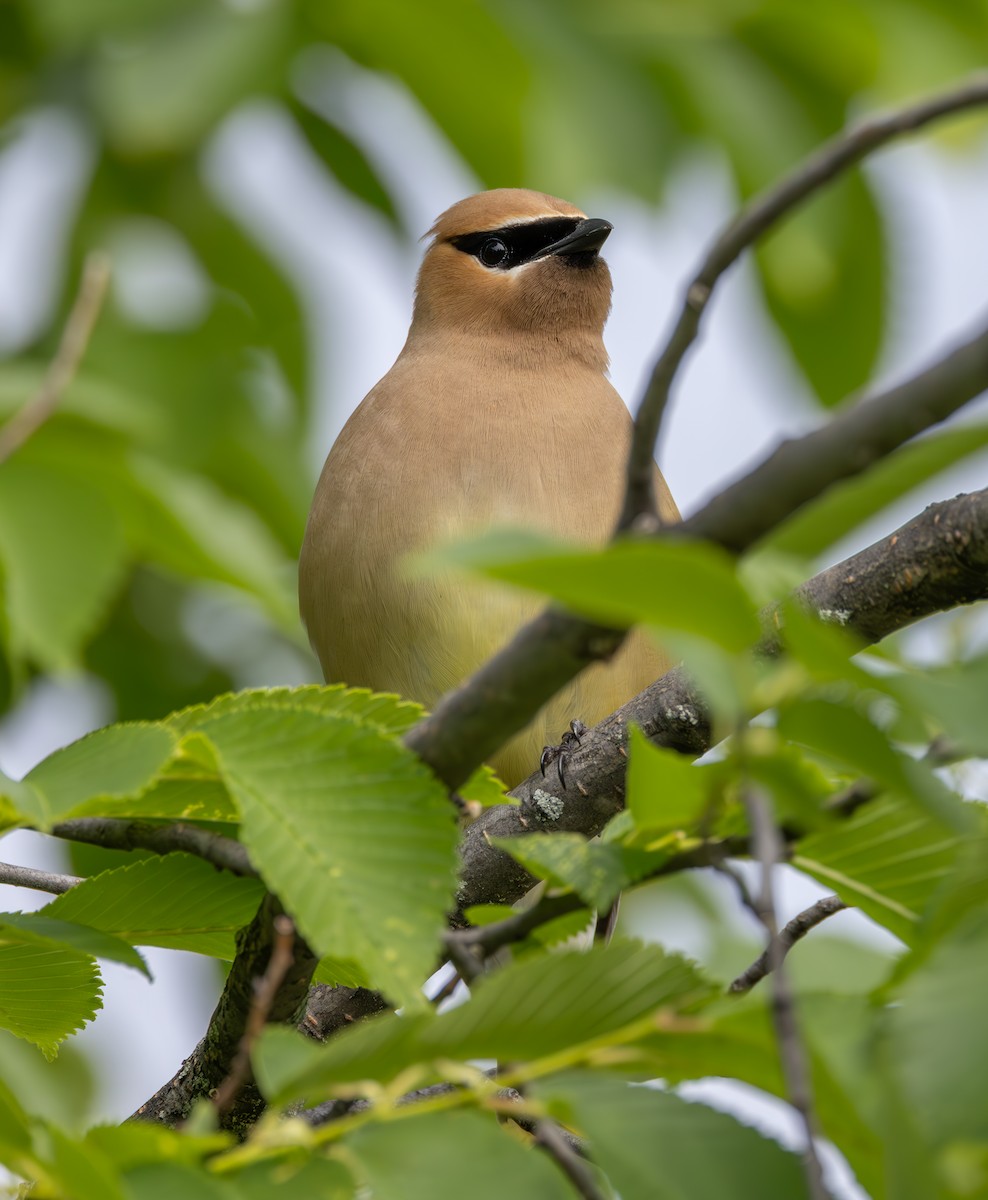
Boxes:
[299,189,679,785]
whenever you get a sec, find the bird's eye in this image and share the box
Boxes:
[478,237,509,268]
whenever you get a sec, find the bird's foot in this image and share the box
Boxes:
[540,719,588,790]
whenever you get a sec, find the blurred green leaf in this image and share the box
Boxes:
[626,724,712,832]
[346,1109,570,1200]
[764,424,988,557]
[91,5,289,157]
[0,459,128,674]
[437,530,760,650]
[794,794,964,943]
[540,1072,810,1199]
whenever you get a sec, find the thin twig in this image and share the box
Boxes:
[50,818,255,876]
[730,895,847,994]
[742,787,829,1200]
[445,892,585,974]
[534,1118,606,1200]
[620,71,988,528]
[0,252,111,463]
[0,860,82,895]
[213,914,296,1116]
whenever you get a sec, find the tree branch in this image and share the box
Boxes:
[679,323,988,552]
[741,788,828,1200]
[49,818,255,877]
[729,895,847,995]
[0,252,111,463]
[621,71,988,528]
[132,895,316,1132]
[0,860,82,895]
[213,914,296,1117]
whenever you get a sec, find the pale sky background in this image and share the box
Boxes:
[0,58,986,1194]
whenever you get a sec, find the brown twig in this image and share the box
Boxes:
[0,860,82,895]
[741,788,829,1200]
[729,895,847,995]
[534,1118,606,1200]
[50,818,255,876]
[213,914,296,1116]
[620,71,988,529]
[0,252,111,463]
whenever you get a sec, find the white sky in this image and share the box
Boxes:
[0,63,985,1182]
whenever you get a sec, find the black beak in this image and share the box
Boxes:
[538,217,613,259]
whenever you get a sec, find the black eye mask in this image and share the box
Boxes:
[451,217,592,270]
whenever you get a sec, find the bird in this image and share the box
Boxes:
[299,188,679,786]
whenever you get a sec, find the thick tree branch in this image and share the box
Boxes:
[680,324,988,552]
[621,71,988,528]
[132,895,316,1132]
[730,895,847,995]
[0,861,81,895]
[49,818,255,877]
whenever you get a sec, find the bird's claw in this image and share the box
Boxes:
[540,719,588,790]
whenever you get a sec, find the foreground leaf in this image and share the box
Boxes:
[346,1109,570,1200]
[257,941,714,1103]
[192,703,458,1007]
[0,939,102,1058]
[45,855,265,959]
[540,1071,810,1199]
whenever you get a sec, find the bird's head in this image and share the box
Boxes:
[411,189,613,352]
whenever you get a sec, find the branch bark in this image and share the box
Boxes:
[132,895,316,1133]
[730,895,847,995]
[0,861,81,895]
[49,818,255,877]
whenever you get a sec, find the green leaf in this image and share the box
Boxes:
[626,725,710,832]
[167,685,424,740]
[345,1109,571,1200]
[12,722,177,828]
[885,904,988,1147]
[886,653,988,758]
[539,1072,811,1200]
[0,937,102,1058]
[123,1162,237,1200]
[325,0,530,187]
[438,531,759,650]
[0,366,164,442]
[0,913,149,977]
[777,695,973,832]
[0,459,128,672]
[91,4,290,156]
[493,833,654,911]
[765,424,988,556]
[49,1126,127,1200]
[128,457,298,633]
[793,794,963,944]
[193,703,458,1007]
[84,1122,230,1172]
[0,1028,95,1132]
[233,1155,354,1200]
[45,855,265,959]
[256,941,714,1103]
